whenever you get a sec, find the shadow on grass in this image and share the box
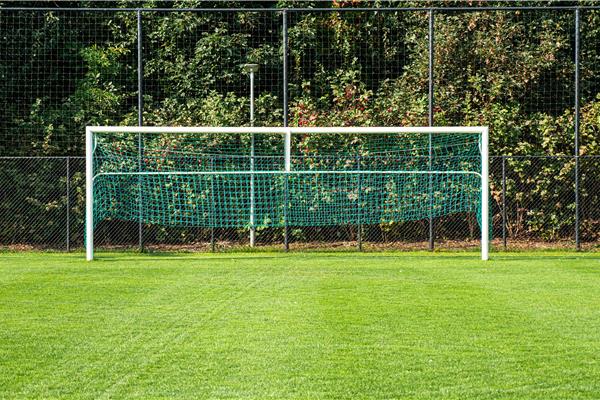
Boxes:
[5,248,600,264]
[91,251,493,263]
[491,255,600,262]
[88,252,600,268]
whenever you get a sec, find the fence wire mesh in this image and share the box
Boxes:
[142,10,284,127]
[0,5,599,252]
[1,155,597,251]
[287,9,429,127]
[0,10,138,156]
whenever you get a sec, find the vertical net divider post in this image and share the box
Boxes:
[249,72,256,248]
[428,132,433,251]
[284,128,292,250]
[211,155,216,252]
[138,130,143,252]
[86,127,94,261]
[282,10,289,252]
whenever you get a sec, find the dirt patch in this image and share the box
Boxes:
[3,238,598,253]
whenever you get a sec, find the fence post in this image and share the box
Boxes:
[211,156,215,252]
[502,156,507,250]
[283,10,290,252]
[136,9,144,252]
[137,9,145,252]
[574,8,581,251]
[357,154,362,251]
[66,156,70,252]
[428,9,435,252]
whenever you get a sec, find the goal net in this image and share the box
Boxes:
[86,126,489,260]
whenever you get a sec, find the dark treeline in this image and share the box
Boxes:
[1,1,599,246]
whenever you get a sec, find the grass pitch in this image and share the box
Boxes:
[1,251,599,399]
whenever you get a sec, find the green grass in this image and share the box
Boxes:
[1,252,599,399]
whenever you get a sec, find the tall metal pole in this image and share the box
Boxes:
[283,10,290,252]
[66,156,70,252]
[250,70,256,247]
[574,8,581,251]
[357,154,362,251]
[502,156,507,250]
[428,9,435,251]
[137,9,144,253]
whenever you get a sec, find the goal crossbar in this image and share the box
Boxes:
[86,126,489,261]
[86,126,488,134]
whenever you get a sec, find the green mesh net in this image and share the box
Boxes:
[92,129,483,230]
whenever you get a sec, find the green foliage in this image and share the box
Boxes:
[2,7,600,243]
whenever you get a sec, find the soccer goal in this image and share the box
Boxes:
[85,126,489,260]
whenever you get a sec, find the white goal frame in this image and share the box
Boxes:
[86,126,489,261]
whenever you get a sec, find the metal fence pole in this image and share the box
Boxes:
[137,9,145,252]
[428,9,435,251]
[211,156,216,252]
[66,156,70,252]
[502,156,507,250]
[357,154,362,251]
[283,10,290,252]
[574,8,581,251]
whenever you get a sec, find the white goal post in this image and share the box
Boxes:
[86,126,489,260]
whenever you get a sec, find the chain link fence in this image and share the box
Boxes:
[0,154,597,251]
[1,4,600,252]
